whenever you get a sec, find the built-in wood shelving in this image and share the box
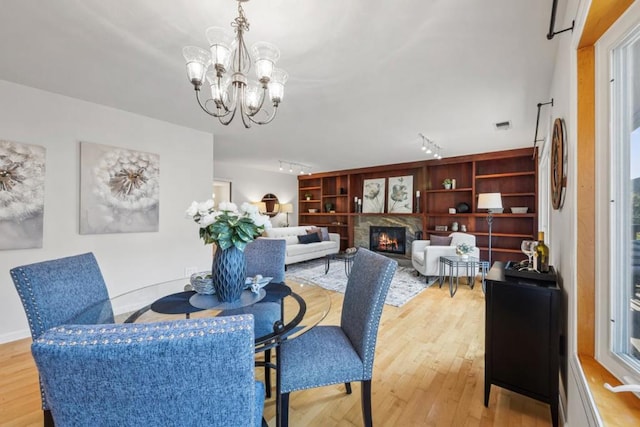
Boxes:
[298,147,537,259]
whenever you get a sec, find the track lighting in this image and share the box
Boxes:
[278,160,311,175]
[418,133,442,159]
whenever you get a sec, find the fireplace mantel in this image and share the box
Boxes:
[354,215,422,258]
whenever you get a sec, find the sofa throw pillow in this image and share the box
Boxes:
[318,226,330,241]
[298,233,321,244]
[306,227,323,241]
[430,235,453,246]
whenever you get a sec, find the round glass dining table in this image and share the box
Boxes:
[66,277,330,427]
[67,277,331,354]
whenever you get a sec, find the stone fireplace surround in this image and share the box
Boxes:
[353,215,422,260]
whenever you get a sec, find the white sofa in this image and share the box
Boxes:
[411,232,480,281]
[263,226,340,265]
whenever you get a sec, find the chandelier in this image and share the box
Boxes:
[182,0,287,128]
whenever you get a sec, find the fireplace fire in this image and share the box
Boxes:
[369,226,406,255]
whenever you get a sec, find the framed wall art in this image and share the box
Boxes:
[0,139,46,250]
[80,142,159,234]
[387,175,413,213]
[362,178,385,213]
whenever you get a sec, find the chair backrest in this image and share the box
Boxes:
[245,238,286,283]
[10,252,113,340]
[340,249,397,378]
[31,316,263,427]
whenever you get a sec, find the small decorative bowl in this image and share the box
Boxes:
[308,209,318,213]
[189,272,214,295]
[510,207,528,214]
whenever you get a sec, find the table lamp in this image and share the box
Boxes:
[252,201,267,215]
[477,192,503,267]
[280,203,293,227]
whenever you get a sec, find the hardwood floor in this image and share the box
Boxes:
[0,278,553,426]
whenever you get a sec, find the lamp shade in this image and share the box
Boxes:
[252,202,267,213]
[477,193,503,210]
[280,203,293,213]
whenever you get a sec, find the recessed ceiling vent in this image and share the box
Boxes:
[494,121,512,130]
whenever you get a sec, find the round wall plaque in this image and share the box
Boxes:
[551,118,566,210]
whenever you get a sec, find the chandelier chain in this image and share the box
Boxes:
[231,3,250,32]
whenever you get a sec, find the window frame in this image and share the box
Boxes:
[594,0,640,386]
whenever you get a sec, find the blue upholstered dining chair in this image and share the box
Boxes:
[246,238,287,284]
[223,238,288,398]
[31,316,266,427]
[278,248,397,427]
[10,252,113,427]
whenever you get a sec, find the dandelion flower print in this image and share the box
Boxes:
[80,142,159,234]
[0,140,45,221]
[0,140,45,250]
[93,148,159,211]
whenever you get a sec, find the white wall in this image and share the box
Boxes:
[213,162,299,227]
[546,0,594,425]
[0,80,215,343]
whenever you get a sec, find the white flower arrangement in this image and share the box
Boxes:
[186,200,272,251]
[456,242,474,256]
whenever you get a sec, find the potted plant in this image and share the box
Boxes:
[304,192,312,200]
[442,178,453,189]
[455,242,474,260]
[324,202,334,213]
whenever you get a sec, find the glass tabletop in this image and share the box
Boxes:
[441,255,482,264]
[66,276,331,352]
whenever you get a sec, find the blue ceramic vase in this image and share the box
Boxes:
[211,246,247,302]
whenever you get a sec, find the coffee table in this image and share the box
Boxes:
[439,255,489,297]
[325,251,357,277]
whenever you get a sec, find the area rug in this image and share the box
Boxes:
[285,258,436,307]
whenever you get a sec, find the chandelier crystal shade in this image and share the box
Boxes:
[182,0,287,128]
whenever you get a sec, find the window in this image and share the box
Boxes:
[595,2,640,386]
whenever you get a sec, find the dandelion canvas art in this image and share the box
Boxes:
[387,175,413,213]
[0,140,46,250]
[80,142,159,234]
[362,178,385,213]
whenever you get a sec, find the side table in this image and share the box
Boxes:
[438,255,489,297]
[325,251,357,277]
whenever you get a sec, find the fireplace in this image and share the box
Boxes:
[369,226,406,255]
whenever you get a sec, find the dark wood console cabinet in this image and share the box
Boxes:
[484,262,560,427]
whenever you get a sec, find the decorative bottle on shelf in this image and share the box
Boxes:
[534,231,550,273]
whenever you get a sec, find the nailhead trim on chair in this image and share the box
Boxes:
[10,269,45,340]
[362,261,396,377]
[35,316,255,346]
[10,268,49,409]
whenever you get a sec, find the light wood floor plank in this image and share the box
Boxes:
[0,278,553,426]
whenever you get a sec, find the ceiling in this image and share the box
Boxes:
[0,0,561,174]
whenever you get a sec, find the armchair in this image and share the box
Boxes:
[411,232,480,282]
